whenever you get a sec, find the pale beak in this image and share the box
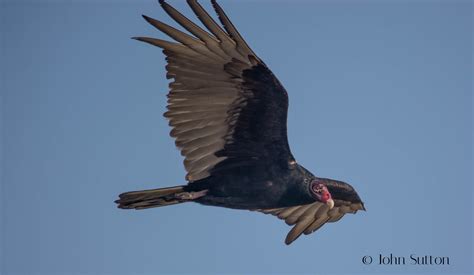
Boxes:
[326,198,335,209]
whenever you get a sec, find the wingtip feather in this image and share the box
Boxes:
[131,36,149,43]
[142,14,155,25]
[142,14,160,26]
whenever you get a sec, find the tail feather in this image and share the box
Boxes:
[115,185,185,210]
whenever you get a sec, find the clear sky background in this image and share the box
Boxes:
[1,0,472,274]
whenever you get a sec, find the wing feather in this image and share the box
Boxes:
[142,15,224,61]
[303,205,330,235]
[277,206,299,219]
[285,204,313,225]
[255,201,365,245]
[137,1,293,182]
[186,0,248,62]
[159,0,229,60]
[133,37,197,57]
[210,0,258,61]
[285,204,321,245]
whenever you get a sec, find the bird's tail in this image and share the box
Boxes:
[115,185,187,210]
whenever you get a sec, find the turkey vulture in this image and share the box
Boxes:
[116,0,365,245]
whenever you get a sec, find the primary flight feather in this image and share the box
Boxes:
[115,0,365,245]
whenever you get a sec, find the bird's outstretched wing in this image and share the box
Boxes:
[256,200,365,245]
[136,0,294,182]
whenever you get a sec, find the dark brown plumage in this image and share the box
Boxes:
[115,0,364,245]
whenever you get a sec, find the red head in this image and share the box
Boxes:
[310,181,335,209]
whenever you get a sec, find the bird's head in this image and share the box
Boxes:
[309,179,334,209]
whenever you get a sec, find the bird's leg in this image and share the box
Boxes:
[174,189,208,201]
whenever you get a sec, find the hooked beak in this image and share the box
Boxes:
[326,198,335,209]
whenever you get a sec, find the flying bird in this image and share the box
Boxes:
[116,0,365,245]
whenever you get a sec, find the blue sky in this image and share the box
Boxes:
[1,0,472,274]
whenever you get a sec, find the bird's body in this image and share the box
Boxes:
[116,0,365,245]
[187,163,313,210]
